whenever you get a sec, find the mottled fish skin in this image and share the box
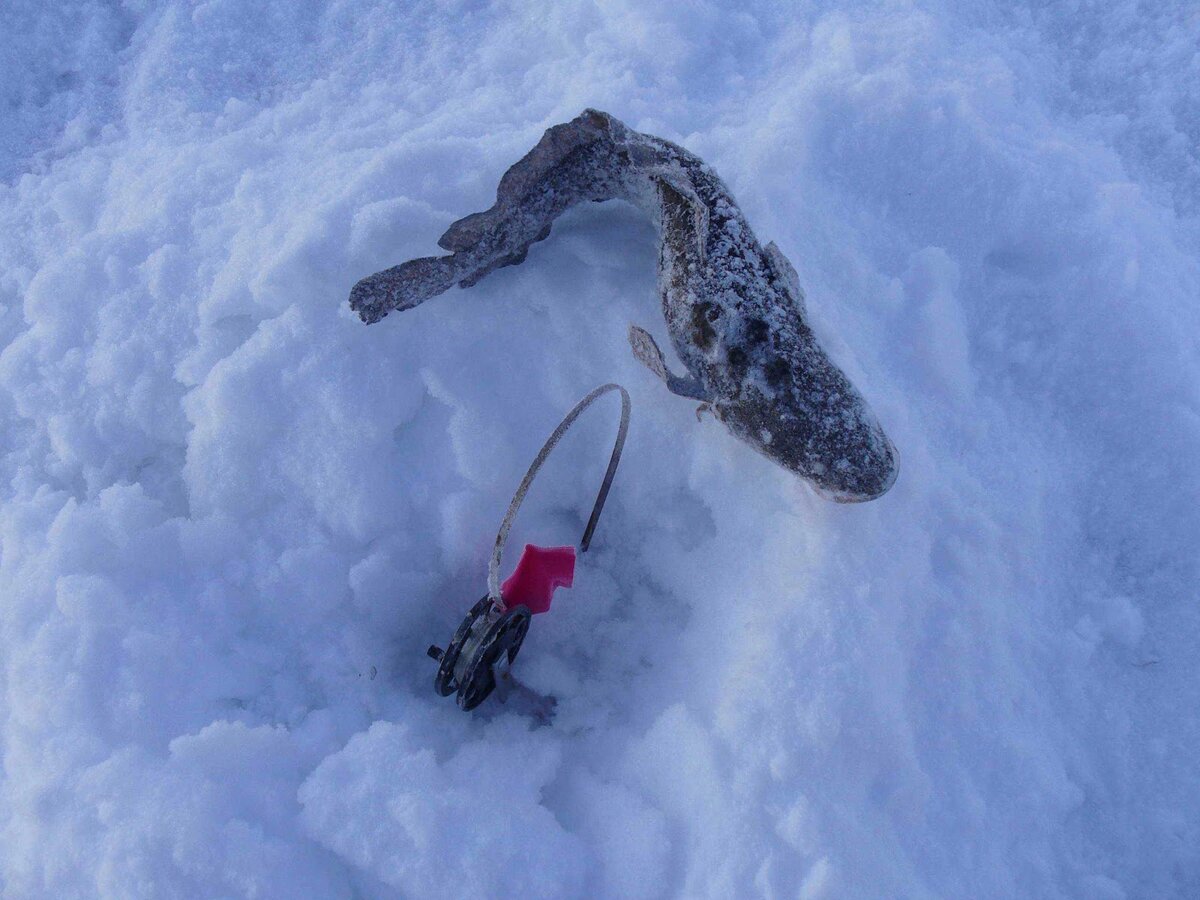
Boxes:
[349,109,898,501]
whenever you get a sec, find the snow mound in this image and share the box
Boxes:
[1,1,1198,897]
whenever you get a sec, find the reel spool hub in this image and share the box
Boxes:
[428,598,531,711]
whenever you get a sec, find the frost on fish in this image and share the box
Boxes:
[349,109,898,501]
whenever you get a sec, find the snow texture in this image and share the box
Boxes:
[1,2,1198,898]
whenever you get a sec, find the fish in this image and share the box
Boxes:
[349,109,898,502]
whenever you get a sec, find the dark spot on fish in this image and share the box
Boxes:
[746,318,769,344]
[706,306,721,323]
[728,346,747,367]
[766,357,791,387]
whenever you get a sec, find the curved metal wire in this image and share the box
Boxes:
[488,383,631,605]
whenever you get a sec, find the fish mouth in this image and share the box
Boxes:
[715,399,899,503]
[810,448,899,503]
[805,430,899,503]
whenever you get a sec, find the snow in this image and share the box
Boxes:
[1,1,1198,897]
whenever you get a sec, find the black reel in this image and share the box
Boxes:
[427,597,531,711]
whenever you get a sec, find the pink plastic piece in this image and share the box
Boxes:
[501,544,576,614]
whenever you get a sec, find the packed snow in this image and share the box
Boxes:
[2,2,1198,897]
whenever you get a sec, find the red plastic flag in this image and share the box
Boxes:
[501,544,576,614]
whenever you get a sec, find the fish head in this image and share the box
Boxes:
[705,314,899,502]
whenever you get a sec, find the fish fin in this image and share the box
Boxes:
[628,324,710,401]
[652,170,708,264]
[628,323,670,381]
[764,241,806,311]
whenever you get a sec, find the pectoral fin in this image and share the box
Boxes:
[764,241,806,311]
[653,172,709,265]
[628,325,710,401]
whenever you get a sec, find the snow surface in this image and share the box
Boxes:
[2,2,1198,897]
